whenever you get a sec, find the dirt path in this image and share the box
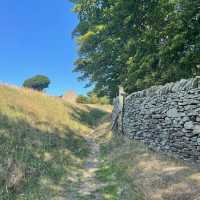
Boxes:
[76,118,111,200]
[65,116,112,200]
[77,137,102,199]
[58,136,104,200]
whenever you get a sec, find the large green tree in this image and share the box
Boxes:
[71,0,200,98]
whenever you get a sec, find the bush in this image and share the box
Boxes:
[76,95,89,104]
[76,93,110,105]
[89,94,99,104]
[99,96,110,105]
[23,75,50,91]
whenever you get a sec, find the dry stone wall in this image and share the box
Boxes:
[113,77,200,163]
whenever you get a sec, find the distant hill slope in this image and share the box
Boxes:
[62,90,78,103]
[0,84,109,200]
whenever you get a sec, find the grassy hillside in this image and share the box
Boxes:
[0,85,108,200]
[2,84,199,200]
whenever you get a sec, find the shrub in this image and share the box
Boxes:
[23,75,50,91]
[99,96,110,105]
[89,94,99,104]
[76,93,110,105]
[76,95,89,104]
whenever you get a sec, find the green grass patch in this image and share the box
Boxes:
[96,136,145,200]
[97,185,118,200]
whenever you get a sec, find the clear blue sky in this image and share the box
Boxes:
[0,0,89,96]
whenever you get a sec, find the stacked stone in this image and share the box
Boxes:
[119,77,200,163]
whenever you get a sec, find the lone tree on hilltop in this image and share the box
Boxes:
[23,75,50,91]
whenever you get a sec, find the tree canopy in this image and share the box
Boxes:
[23,75,50,91]
[70,0,200,98]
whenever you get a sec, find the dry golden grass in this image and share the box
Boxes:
[0,84,109,200]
